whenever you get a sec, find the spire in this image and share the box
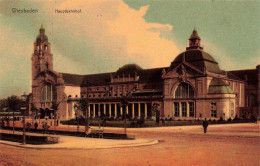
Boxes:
[39,24,45,34]
[186,28,203,50]
[36,24,48,44]
[189,28,201,40]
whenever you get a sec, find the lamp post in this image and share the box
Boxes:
[22,107,26,144]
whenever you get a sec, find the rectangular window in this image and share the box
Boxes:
[181,102,187,117]
[230,103,234,117]
[211,102,217,117]
[174,102,179,117]
[189,102,194,117]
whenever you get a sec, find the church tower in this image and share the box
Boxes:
[31,25,53,80]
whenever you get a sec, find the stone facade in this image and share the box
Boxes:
[30,27,253,121]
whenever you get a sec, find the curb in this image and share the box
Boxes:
[0,139,159,150]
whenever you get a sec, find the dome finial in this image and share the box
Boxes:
[36,25,48,43]
[189,28,200,40]
[39,24,45,34]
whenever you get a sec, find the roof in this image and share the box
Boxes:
[61,73,86,86]
[225,71,243,81]
[60,65,166,86]
[82,73,111,85]
[208,78,234,94]
[115,64,143,76]
[169,49,221,74]
[139,67,167,82]
[229,68,258,85]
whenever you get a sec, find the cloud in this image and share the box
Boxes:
[107,1,180,68]
[0,0,180,98]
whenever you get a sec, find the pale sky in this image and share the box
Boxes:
[0,0,259,98]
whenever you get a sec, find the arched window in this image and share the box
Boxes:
[175,82,194,98]
[41,84,56,102]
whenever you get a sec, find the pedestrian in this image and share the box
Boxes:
[202,118,208,134]
[6,117,9,127]
[34,121,38,130]
[1,119,5,128]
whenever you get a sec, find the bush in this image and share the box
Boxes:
[218,116,223,121]
[233,115,239,121]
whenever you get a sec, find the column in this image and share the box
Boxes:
[115,104,117,118]
[132,103,134,118]
[120,106,123,115]
[88,105,90,117]
[138,103,141,118]
[93,104,96,118]
[173,102,175,117]
[103,104,106,116]
[109,104,111,118]
[98,104,100,117]
[187,102,189,117]
[66,102,68,120]
[144,103,147,118]
[126,105,129,115]
[179,102,182,117]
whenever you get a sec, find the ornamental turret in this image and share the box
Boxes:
[186,29,203,50]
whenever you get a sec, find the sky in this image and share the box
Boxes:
[0,0,259,98]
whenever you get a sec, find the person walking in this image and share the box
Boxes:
[202,118,208,134]
[34,121,38,130]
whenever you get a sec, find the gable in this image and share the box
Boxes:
[162,62,204,79]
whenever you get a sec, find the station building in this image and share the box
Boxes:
[29,26,259,120]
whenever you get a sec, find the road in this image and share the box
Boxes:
[0,123,259,166]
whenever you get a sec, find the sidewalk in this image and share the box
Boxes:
[0,129,158,150]
[1,123,258,150]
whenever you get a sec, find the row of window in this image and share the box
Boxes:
[174,102,234,118]
[88,85,138,92]
[174,102,194,117]
[88,92,131,98]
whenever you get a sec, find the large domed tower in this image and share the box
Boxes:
[162,29,236,120]
[168,29,221,74]
[31,25,53,80]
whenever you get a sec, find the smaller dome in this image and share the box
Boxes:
[208,78,234,94]
[36,25,48,44]
[116,64,143,75]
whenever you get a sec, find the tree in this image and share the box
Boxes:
[76,98,89,136]
[120,97,129,134]
[6,96,23,134]
[74,103,84,132]
[6,95,26,144]
[51,101,59,123]
[152,103,160,124]
[0,98,7,125]
[30,103,39,125]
